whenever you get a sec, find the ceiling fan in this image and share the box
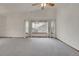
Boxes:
[32,3,55,10]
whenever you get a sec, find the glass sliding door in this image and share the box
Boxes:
[25,21,30,37]
[31,21,48,37]
[25,20,56,38]
[25,21,29,33]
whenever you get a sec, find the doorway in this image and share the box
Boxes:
[31,21,48,37]
[25,20,56,38]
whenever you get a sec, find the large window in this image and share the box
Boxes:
[32,21,48,34]
[25,20,56,37]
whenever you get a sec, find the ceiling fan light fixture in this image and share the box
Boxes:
[41,3,46,7]
[41,3,46,10]
[32,3,55,10]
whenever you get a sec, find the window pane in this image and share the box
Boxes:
[25,21,29,33]
[32,22,48,33]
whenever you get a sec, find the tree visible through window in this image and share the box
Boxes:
[32,22,48,33]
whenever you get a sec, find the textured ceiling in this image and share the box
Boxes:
[0,3,57,14]
[0,3,76,14]
[0,3,38,14]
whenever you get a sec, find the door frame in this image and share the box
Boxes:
[25,19,56,38]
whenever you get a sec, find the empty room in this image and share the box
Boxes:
[0,3,79,56]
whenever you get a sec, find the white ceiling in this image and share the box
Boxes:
[0,3,77,14]
[0,3,57,14]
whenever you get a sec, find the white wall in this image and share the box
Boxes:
[28,8,56,19]
[6,13,25,37]
[0,13,25,37]
[0,7,56,37]
[0,15,7,37]
[56,3,79,50]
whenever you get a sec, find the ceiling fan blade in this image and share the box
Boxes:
[32,3,55,10]
[47,3,55,6]
[32,3,40,6]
